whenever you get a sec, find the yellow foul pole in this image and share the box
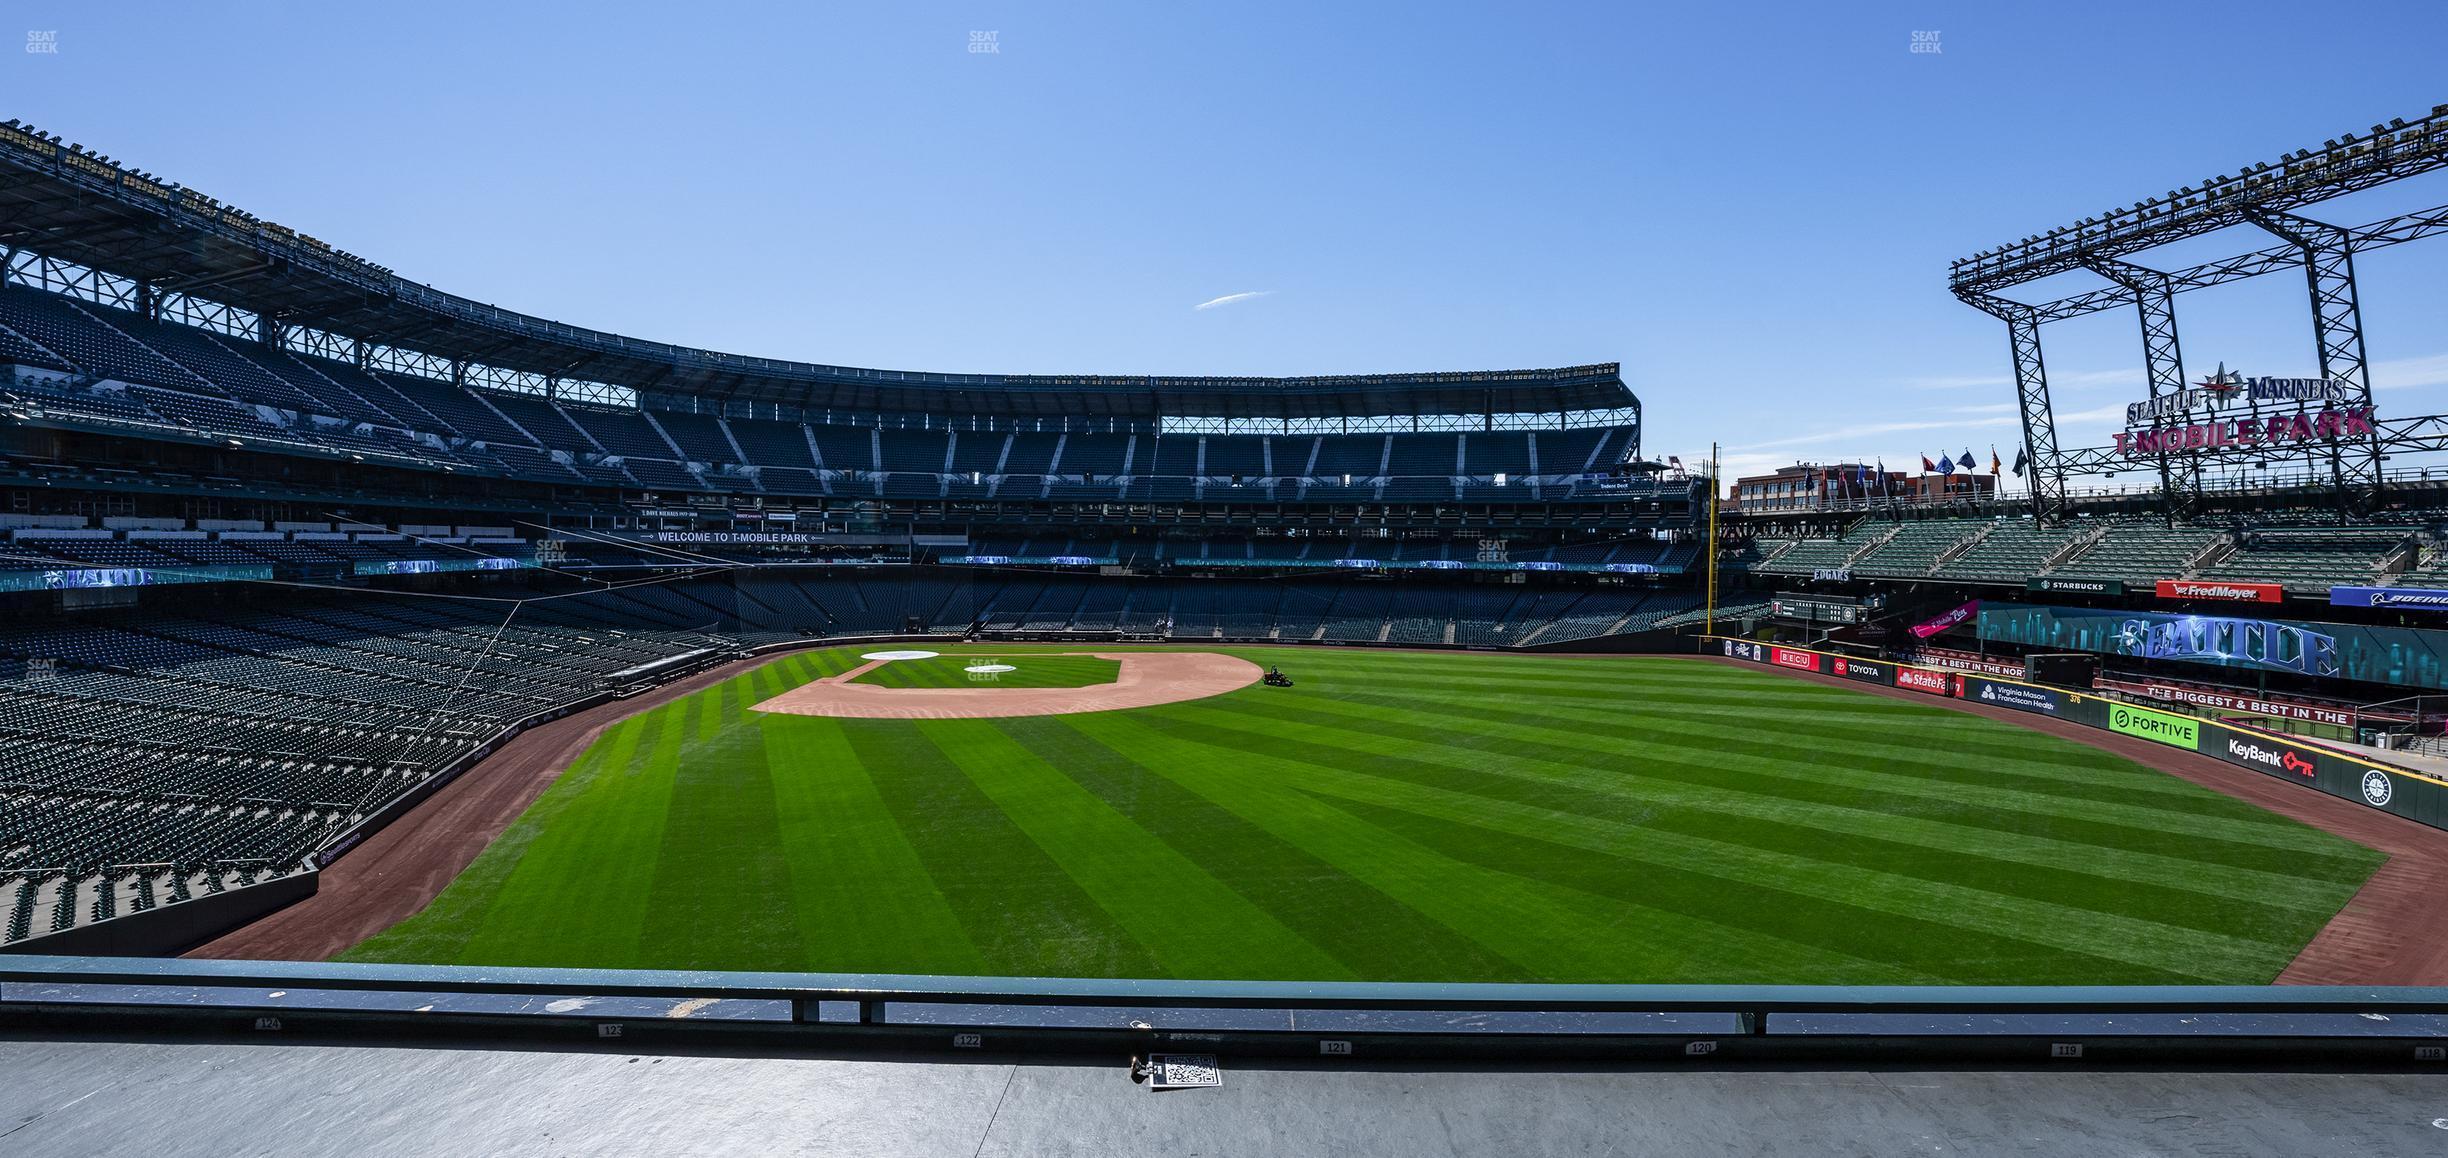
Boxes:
[1704,441,1719,636]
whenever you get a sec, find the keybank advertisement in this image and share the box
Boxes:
[1978,601,2448,691]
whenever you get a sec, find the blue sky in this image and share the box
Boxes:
[5,2,2446,483]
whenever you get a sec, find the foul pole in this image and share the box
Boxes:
[1704,441,1720,635]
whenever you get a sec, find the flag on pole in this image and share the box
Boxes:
[1989,446,2002,476]
[1961,448,1976,470]
[1937,453,1955,476]
[1921,453,1936,473]
[1876,459,1888,497]
[2012,445,2029,477]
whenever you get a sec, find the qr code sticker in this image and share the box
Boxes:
[1149,1053,1222,1090]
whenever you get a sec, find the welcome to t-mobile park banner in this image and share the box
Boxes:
[1909,600,1980,640]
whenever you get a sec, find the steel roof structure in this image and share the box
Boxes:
[0,121,1632,423]
[1951,103,2448,522]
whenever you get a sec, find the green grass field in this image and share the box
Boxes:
[344,646,2382,985]
[848,653,1120,689]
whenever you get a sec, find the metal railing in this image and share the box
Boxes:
[4,954,2447,1064]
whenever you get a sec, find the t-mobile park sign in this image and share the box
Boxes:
[2115,405,2375,458]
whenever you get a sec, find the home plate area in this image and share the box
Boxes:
[750,651,1264,719]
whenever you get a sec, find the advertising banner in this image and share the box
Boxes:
[2329,586,2448,610]
[1976,602,2448,688]
[0,564,274,592]
[2105,702,2201,750]
[1831,656,1890,684]
[2156,579,2284,603]
[1901,647,2028,676]
[1893,667,1954,696]
[1769,646,1822,673]
[1910,600,1980,640]
[1722,638,1766,663]
[2028,577,2124,595]
[2206,729,2322,781]
[1963,676,2065,716]
[2134,683,2356,728]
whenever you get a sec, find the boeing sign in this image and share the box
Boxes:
[2330,586,2448,610]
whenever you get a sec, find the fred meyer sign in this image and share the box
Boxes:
[2331,586,2448,610]
[2156,579,2282,603]
[2107,702,2200,750]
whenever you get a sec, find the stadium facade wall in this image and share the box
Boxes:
[1709,637,2448,834]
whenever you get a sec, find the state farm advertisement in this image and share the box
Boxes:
[1770,646,1821,673]
[1892,667,1954,696]
[2155,579,2283,603]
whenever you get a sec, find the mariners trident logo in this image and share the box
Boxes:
[2193,363,2245,404]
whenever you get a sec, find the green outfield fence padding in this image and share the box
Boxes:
[1706,636,2448,835]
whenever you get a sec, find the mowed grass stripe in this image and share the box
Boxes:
[1077,713,1935,983]
[847,722,1163,979]
[854,655,1120,690]
[1216,691,2366,888]
[458,698,692,967]
[1012,715,1534,983]
[1271,751,2290,980]
[925,720,1350,981]
[1295,689,2351,865]
[1318,795,2197,985]
[633,722,803,970]
[761,716,986,975]
[1340,673,2302,811]
[341,713,645,965]
[1148,703,2348,934]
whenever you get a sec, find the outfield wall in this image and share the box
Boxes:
[1707,637,2448,834]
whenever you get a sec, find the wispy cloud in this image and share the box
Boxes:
[1194,290,1272,311]
[2374,352,2448,390]
[1902,373,2012,391]
[1903,367,2142,392]
[1730,414,2018,455]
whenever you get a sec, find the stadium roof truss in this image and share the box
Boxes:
[0,121,1636,429]
[1951,104,2448,522]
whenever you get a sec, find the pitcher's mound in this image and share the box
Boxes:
[752,651,1264,719]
